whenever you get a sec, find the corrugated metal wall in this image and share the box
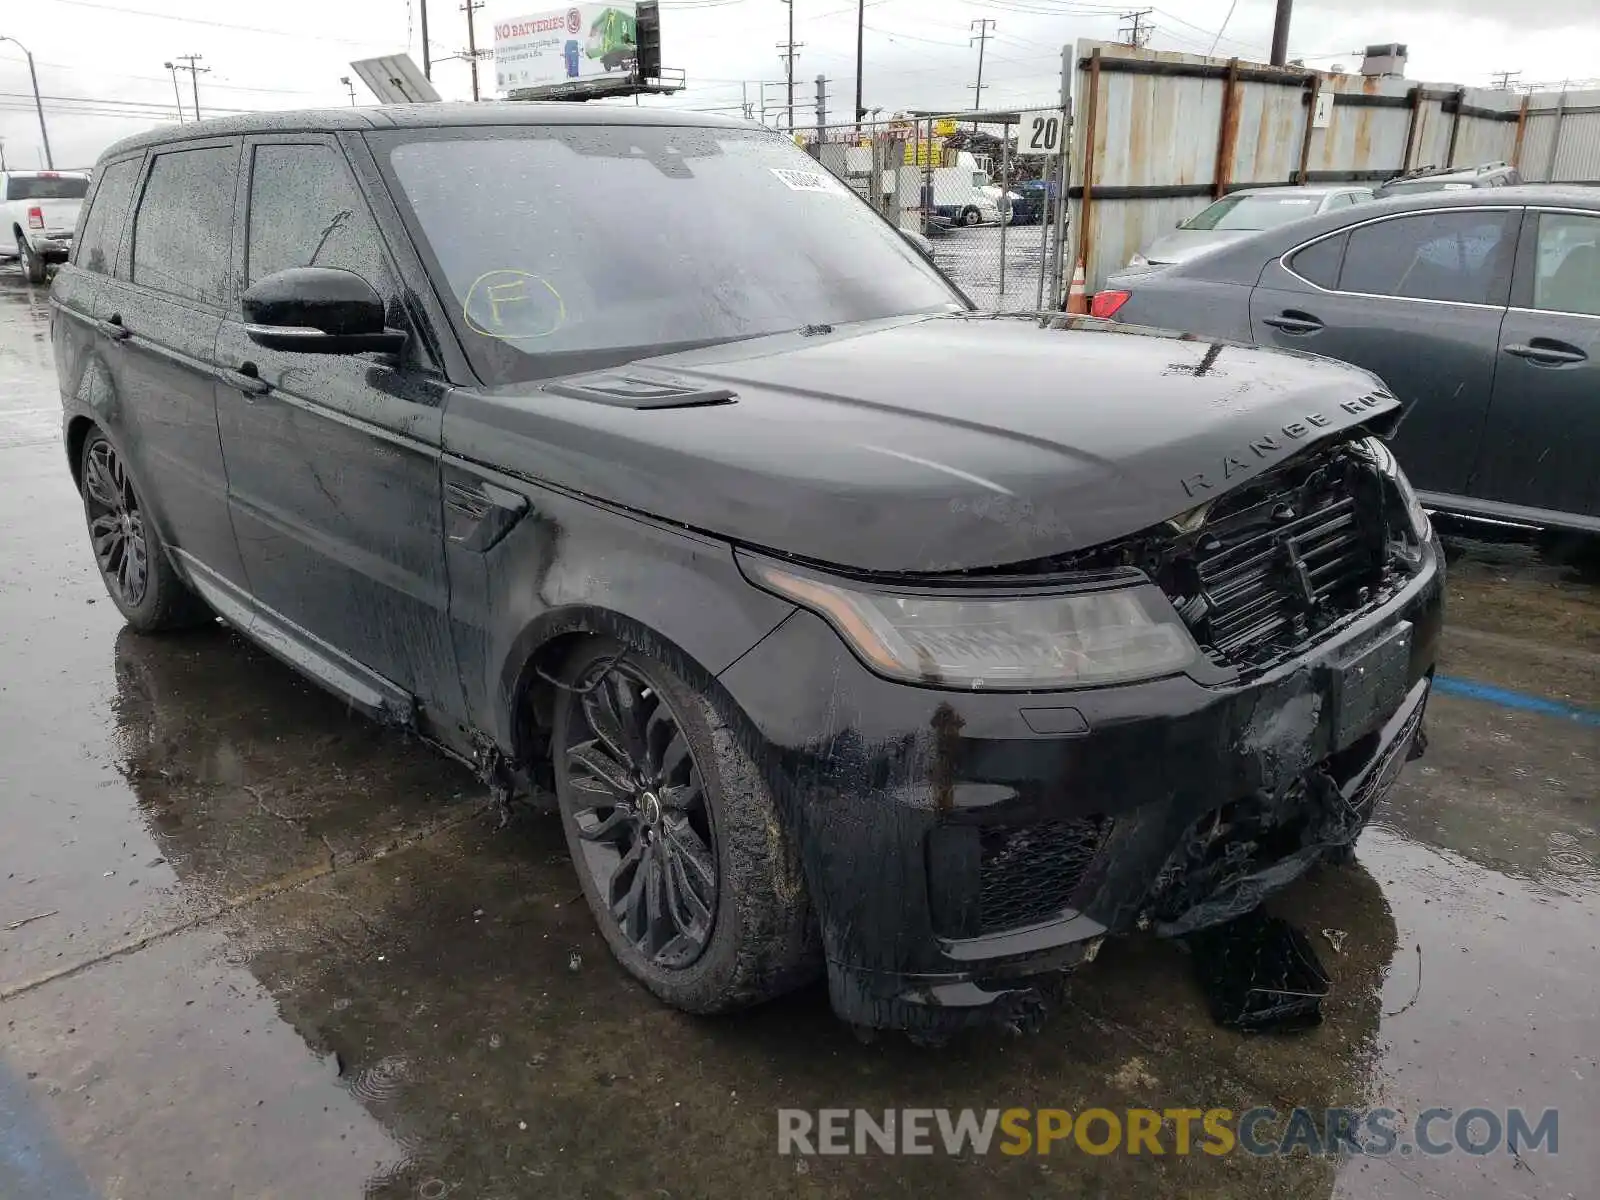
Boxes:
[1062,42,1595,293]
[1518,89,1600,182]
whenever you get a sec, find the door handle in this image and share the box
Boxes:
[222,362,271,397]
[96,313,131,341]
[1503,342,1587,366]
[1262,311,1324,335]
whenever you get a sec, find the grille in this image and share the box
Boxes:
[978,817,1110,933]
[1170,444,1391,673]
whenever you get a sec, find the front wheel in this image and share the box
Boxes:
[961,206,982,227]
[79,430,211,632]
[18,235,46,285]
[552,637,820,1014]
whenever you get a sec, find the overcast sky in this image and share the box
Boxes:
[2,0,1597,168]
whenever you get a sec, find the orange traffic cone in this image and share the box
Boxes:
[1065,258,1089,314]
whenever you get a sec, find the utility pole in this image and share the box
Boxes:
[173,54,208,121]
[163,60,185,122]
[777,0,801,133]
[815,74,827,140]
[340,75,357,105]
[461,0,484,100]
[1117,10,1153,48]
[0,36,53,168]
[420,0,431,78]
[970,18,994,116]
[1490,69,1521,91]
[854,0,865,130]
[1268,0,1291,66]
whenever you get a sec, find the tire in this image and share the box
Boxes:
[552,636,821,1014]
[79,429,212,633]
[18,235,47,285]
[961,207,982,227]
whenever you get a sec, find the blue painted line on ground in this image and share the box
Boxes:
[1434,675,1600,727]
[0,1058,99,1200]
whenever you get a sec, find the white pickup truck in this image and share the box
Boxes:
[2,170,91,284]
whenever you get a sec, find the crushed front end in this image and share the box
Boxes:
[718,432,1442,1035]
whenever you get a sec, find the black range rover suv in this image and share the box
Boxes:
[52,105,1443,1036]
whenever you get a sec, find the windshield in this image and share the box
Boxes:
[6,174,89,201]
[1181,192,1322,231]
[378,125,964,385]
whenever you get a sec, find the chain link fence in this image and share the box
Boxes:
[797,108,1071,313]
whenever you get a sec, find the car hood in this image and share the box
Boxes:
[1141,227,1256,265]
[445,314,1398,574]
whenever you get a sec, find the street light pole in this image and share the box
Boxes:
[0,37,54,168]
[163,61,185,122]
[854,0,864,131]
[1269,0,1292,66]
[419,0,431,78]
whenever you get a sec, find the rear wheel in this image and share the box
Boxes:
[552,637,820,1013]
[17,235,46,285]
[80,430,211,632]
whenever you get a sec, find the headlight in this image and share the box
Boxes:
[1393,462,1431,541]
[1128,252,1149,267]
[1362,437,1430,541]
[742,559,1199,690]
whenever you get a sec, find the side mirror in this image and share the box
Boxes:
[242,267,408,355]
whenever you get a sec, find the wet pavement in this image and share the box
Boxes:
[1,263,1596,1199]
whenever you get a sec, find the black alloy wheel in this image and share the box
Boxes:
[561,660,720,970]
[83,438,150,610]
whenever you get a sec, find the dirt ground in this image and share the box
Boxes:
[1,266,1595,1200]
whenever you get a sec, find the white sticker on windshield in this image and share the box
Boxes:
[770,167,846,195]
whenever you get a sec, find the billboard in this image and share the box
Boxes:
[493,4,641,93]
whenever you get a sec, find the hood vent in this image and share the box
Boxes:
[543,373,737,411]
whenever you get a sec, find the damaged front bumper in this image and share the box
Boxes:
[717,537,1443,1034]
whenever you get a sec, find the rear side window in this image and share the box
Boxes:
[6,174,89,201]
[245,143,390,290]
[1531,212,1600,316]
[132,146,238,306]
[1288,232,1347,289]
[73,159,139,275]
[1339,211,1515,305]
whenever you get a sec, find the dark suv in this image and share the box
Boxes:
[52,105,1442,1036]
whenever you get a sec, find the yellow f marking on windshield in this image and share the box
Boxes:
[462,270,566,340]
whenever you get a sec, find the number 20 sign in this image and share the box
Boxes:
[1017,110,1064,156]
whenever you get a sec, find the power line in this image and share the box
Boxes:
[48,0,379,47]
[1490,69,1521,90]
[0,53,322,94]
[1117,9,1154,48]
[1207,0,1239,56]
[970,18,995,114]
[778,0,802,132]
[458,0,485,101]
[171,54,208,121]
